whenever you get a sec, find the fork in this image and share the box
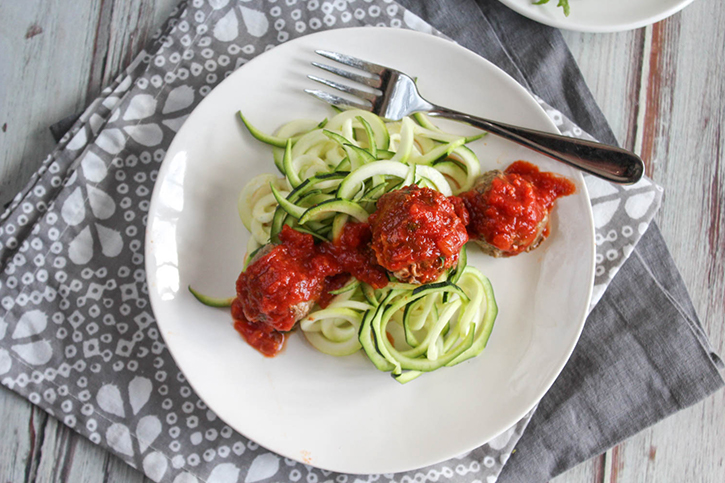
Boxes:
[305,50,644,185]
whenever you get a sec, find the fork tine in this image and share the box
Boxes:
[311,62,381,89]
[307,75,378,103]
[304,89,372,112]
[315,50,386,76]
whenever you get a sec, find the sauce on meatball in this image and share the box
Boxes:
[234,224,388,356]
[322,222,389,290]
[460,161,575,256]
[234,226,338,355]
[368,185,469,284]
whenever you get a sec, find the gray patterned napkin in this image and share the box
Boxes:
[0,1,709,483]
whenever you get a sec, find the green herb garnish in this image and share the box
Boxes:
[533,0,571,17]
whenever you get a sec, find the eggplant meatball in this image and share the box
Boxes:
[368,185,469,284]
[460,161,575,257]
[235,227,337,332]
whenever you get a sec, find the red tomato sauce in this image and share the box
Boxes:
[368,185,469,283]
[448,195,470,227]
[317,273,352,308]
[233,224,388,356]
[321,222,389,290]
[231,298,287,357]
[460,161,575,256]
[236,226,339,333]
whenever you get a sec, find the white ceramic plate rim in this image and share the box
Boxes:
[146,27,595,474]
[497,0,695,32]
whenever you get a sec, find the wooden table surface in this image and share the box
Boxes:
[1,1,723,482]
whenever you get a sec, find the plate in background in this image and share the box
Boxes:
[497,0,695,32]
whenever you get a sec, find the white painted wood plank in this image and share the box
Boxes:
[86,0,176,100]
[561,29,644,150]
[37,415,105,483]
[608,0,725,480]
[555,0,725,482]
[0,1,175,482]
[550,456,604,483]
[0,0,178,208]
[0,389,37,482]
[0,0,101,207]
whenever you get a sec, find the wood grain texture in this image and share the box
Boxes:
[609,0,725,480]
[555,0,725,482]
[0,0,723,482]
[0,0,176,209]
[560,28,645,150]
[0,1,174,481]
[0,1,98,207]
[0,389,36,482]
[86,0,160,102]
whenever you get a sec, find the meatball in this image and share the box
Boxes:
[236,226,338,332]
[460,161,575,257]
[368,185,469,284]
[464,170,548,257]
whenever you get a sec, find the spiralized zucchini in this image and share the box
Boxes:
[237,109,498,383]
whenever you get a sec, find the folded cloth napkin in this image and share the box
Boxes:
[0,2,721,483]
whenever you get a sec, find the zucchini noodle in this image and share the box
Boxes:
[236,109,498,383]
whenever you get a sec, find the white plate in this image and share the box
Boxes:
[146,27,595,474]
[498,0,695,32]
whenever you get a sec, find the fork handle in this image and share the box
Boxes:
[427,107,644,184]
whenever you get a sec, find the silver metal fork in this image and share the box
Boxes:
[305,50,644,185]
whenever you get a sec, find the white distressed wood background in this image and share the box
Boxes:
[0,0,723,482]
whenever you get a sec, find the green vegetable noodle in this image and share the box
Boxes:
[219,108,500,383]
